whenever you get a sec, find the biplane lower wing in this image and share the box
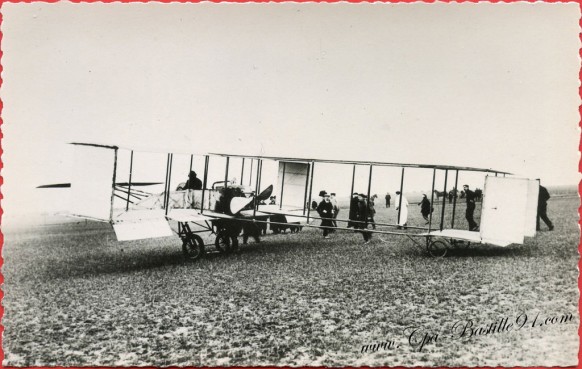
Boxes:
[113,219,174,242]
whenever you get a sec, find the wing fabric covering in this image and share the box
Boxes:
[523,179,540,237]
[277,162,309,209]
[113,219,173,241]
[71,145,116,221]
[480,176,530,246]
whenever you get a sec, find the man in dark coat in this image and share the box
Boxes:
[185,171,203,190]
[463,184,478,231]
[418,194,432,223]
[317,192,335,238]
[537,185,554,231]
[385,193,391,208]
[348,192,359,228]
[355,193,372,243]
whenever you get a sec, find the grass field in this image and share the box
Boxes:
[2,196,579,366]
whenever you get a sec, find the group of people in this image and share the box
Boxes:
[315,191,374,243]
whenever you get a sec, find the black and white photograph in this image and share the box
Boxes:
[1,2,580,367]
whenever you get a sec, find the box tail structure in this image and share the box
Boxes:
[427,176,539,250]
[480,176,539,246]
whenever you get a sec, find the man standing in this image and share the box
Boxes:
[537,185,554,231]
[385,193,391,208]
[330,193,340,227]
[348,192,359,228]
[418,194,432,224]
[463,184,478,231]
[356,193,372,243]
[395,191,408,229]
[317,192,335,238]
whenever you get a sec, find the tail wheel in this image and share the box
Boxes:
[182,234,205,261]
[427,240,448,258]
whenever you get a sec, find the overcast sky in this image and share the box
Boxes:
[1,2,580,220]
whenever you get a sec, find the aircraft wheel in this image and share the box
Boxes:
[215,233,231,253]
[272,226,281,234]
[182,234,205,261]
[427,240,448,258]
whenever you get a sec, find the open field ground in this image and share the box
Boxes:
[2,196,579,366]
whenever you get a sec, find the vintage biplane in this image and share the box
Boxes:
[39,142,540,259]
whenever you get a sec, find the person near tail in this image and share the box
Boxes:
[463,184,478,231]
[537,185,554,231]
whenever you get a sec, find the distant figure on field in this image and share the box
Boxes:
[385,193,391,208]
[448,188,457,204]
[537,185,554,231]
[418,194,432,224]
[348,192,360,228]
[317,191,335,238]
[395,191,408,229]
[330,193,340,227]
[463,184,478,231]
[185,171,203,190]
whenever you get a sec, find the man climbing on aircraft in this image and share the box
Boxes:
[185,171,203,190]
[463,184,478,231]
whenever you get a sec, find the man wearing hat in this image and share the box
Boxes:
[316,191,335,238]
[185,170,203,190]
